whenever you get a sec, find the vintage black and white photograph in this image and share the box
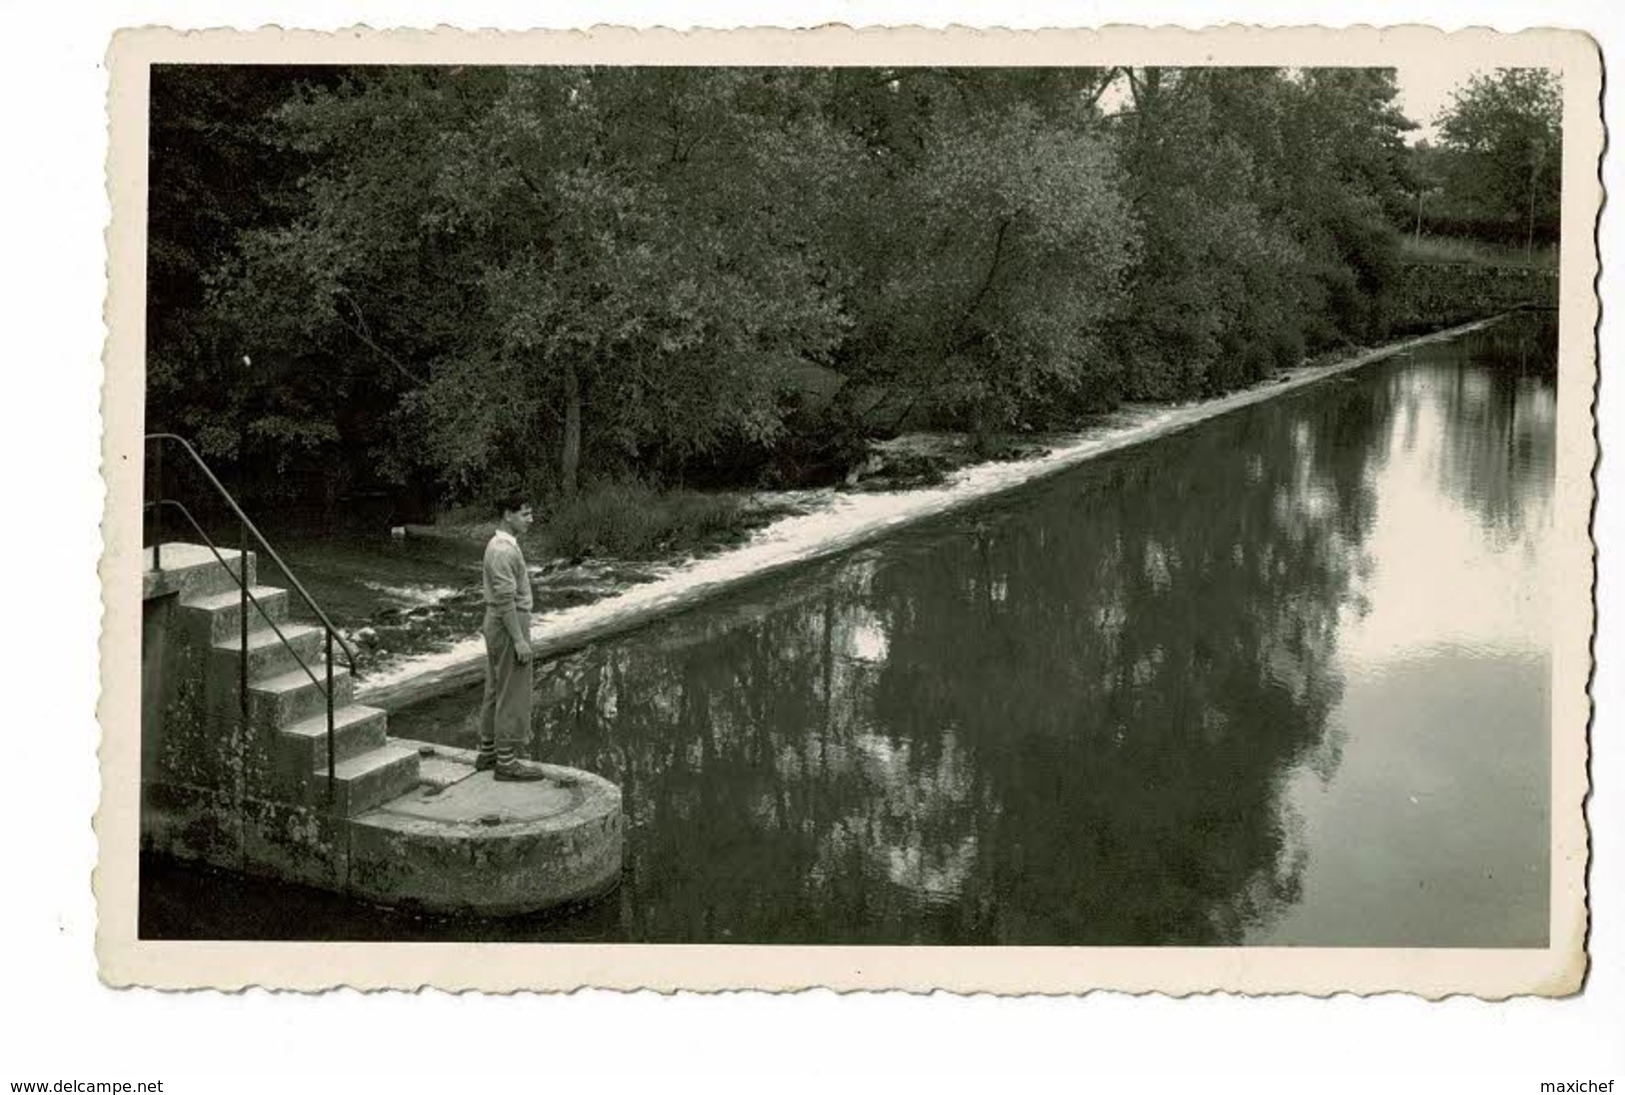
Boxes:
[99,26,1597,994]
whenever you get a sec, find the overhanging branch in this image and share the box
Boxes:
[335,292,428,387]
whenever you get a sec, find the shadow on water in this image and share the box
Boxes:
[138,853,624,943]
[142,316,1556,946]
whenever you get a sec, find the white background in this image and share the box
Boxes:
[0,2,1618,1091]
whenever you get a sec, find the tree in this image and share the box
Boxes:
[1109,69,1311,394]
[214,67,851,498]
[803,71,1135,438]
[443,67,852,495]
[845,104,1136,435]
[1107,66,1413,390]
[1437,68,1562,255]
[151,64,1431,514]
[145,65,351,499]
[198,66,499,513]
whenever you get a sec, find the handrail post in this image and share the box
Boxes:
[325,631,336,812]
[239,522,249,735]
[151,442,163,572]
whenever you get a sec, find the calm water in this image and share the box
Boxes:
[142,317,1556,946]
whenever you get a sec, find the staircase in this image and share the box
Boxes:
[140,436,620,915]
[143,509,624,913]
[153,542,421,816]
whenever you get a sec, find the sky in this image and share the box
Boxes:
[1097,61,1493,145]
[1393,59,1491,142]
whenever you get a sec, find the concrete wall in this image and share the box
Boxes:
[140,596,175,794]
[1389,262,1558,334]
[141,569,348,889]
[140,591,246,870]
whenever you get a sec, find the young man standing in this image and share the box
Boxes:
[475,495,548,781]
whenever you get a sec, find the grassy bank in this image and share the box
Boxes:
[426,481,782,564]
[540,482,758,560]
[1398,235,1558,269]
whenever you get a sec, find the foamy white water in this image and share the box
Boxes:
[360,581,462,608]
[358,320,1494,711]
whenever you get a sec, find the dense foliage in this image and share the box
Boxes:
[144,64,1559,519]
[1409,68,1563,251]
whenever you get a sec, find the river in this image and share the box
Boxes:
[140,314,1556,946]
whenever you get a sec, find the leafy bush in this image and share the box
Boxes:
[539,480,748,561]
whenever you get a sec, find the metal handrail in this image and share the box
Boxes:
[145,433,355,810]
[144,500,335,702]
[145,433,358,673]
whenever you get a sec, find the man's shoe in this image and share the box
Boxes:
[493,760,549,782]
[474,752,497,772]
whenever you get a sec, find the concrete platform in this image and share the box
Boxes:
[144,541,624,917]
[390,770,580,824]
[346,742,624,917]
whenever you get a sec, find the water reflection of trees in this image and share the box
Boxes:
[526,378,1395,944]
[1415,316,1556,541]
[862,382,1393,944]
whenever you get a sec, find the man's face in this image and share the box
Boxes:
[506,504,534,535]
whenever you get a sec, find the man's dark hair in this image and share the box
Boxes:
[493,494,529,518]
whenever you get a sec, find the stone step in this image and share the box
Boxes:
[310,743,421,816]
[250,664,355,728]
[146,544,256,600]
[280,704,389,772]
[214,622,328,684]
[184,585,291,643]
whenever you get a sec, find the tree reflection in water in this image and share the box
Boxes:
[523,364,1401,944]
[1424,314,1556,542]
